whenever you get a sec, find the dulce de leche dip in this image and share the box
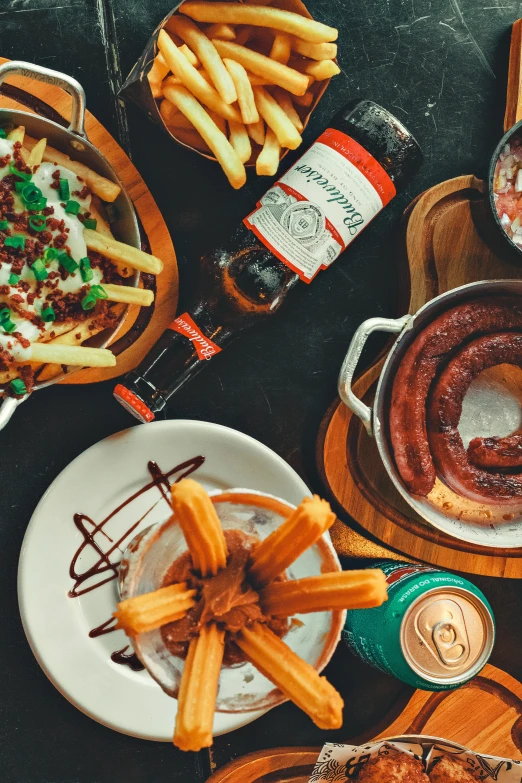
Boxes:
[160,529,288,664]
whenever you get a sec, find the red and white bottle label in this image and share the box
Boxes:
[244,129,396,283]
[169,313,221,360]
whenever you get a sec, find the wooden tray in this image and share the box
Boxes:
[0,57,178,383]
[206,663,522,783]
[317,175,522,578]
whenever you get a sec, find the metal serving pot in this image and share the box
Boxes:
[0,61,140,429]
[338,279,522,549]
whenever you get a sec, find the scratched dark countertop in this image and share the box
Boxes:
[0,1,521,782]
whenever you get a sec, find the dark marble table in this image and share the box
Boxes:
[1,1,521,781]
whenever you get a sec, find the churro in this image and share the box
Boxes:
[236,623,343,729]
[174,623,225,751]
[171,479,228,576]
[114,583,197,634]
[248,495,335,586]
[259,570,388,616]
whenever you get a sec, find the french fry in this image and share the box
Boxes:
[223,59,259,124]
[272,87,303,132]
[24,136,121,202]
[212,39,308,96]
[228,120,252,163]
[28,342,116,368]
[293,90,313,107]
[180,3,338,43]
[292,38,337,60]
[163,83,246,189]
[270,33,292,65]
[7,125,25,143]
[253,86,302,149]
[114,583,198,635]
[36,318,108,382]
[87,199,133,278]
[290,57,340,80]
[234,25,253,46]
[148,53,170,84]
[256,127,280,175]
[84,229,164,275]
[169,15,237,104]
[150,81,163,99]
[246,116,265,146]
[209,110,227,135]
[160,97,196,130]
[158,30,242,122]
[247,74,273,86]
[204,23,236,40]
[243,0,274,4]
[179,43,201,68]
[100,283,154,307]
[26,137,47,168]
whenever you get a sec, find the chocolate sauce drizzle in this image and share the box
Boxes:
[69,456,205,670]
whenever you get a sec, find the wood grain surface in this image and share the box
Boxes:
[0,57,178,384]
[206,663,522,783]
[317,175,522,577]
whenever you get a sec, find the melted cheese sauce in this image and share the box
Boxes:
[0,139,103,359]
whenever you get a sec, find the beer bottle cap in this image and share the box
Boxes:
[114,384,155,423]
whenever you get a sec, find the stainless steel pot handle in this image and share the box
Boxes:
[0,61,86,137]
[0,395,26,431]
[338,315,412,437]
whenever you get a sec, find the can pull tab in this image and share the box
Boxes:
[416,599,470,668]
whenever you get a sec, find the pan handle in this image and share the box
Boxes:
[0,61,86,138]
[0,394,27,431]
[338,315,412,437]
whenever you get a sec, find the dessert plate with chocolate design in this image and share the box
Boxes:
[17,420,311,741]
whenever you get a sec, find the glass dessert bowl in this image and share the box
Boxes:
[119,487,344,713]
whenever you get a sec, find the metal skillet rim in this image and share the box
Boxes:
[487,118,522,260]
[373,278,522,550]
[0,107,140,391]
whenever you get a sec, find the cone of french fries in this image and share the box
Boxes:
[119,0,339,188]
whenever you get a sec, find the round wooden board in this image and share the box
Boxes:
[317,175,522,578]
[205,663,522,783]
[0,57,178,384]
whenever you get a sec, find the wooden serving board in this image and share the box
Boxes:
[206,663,522,783]
[0,57,178,383]
[317,175,522,578]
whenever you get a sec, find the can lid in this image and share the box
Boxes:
[400,586,495,685]
[114,384,155,423]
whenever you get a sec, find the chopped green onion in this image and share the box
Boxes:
[82,217,97,230]
[90,284,108,300]
[44,247,58,262]
[8,273,20,285]
[41,305,55,322]
[59,178,70,201]
[0,310,16,333]
[58,251,78,273]
[9,378,26,395]
[79,257,93,283]
[9,163,31,180]
[0,307,10,323]
[65,200,80,215]
[0,219,8,230]
[14,180,26,193]
[0,129,7,139]
[31,259,48,281]
[4,235,25,249]
[30,198,47,211]
[81,292,97,310]
[28,215,47,232]
[21,182,42,204]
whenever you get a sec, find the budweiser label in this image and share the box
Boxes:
[244,129,396,282]
[169,313,221,360]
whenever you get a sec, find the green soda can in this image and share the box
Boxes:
[342,561,495,690]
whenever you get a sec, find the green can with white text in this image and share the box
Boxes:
[342,561,495,690]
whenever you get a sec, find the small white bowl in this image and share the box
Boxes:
[120,488,344,714]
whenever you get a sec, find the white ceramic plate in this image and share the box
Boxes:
[18,420,311,741]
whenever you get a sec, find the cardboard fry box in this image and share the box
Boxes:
[118,0,335,168]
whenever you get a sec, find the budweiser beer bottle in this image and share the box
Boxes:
[114,99,422,422]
